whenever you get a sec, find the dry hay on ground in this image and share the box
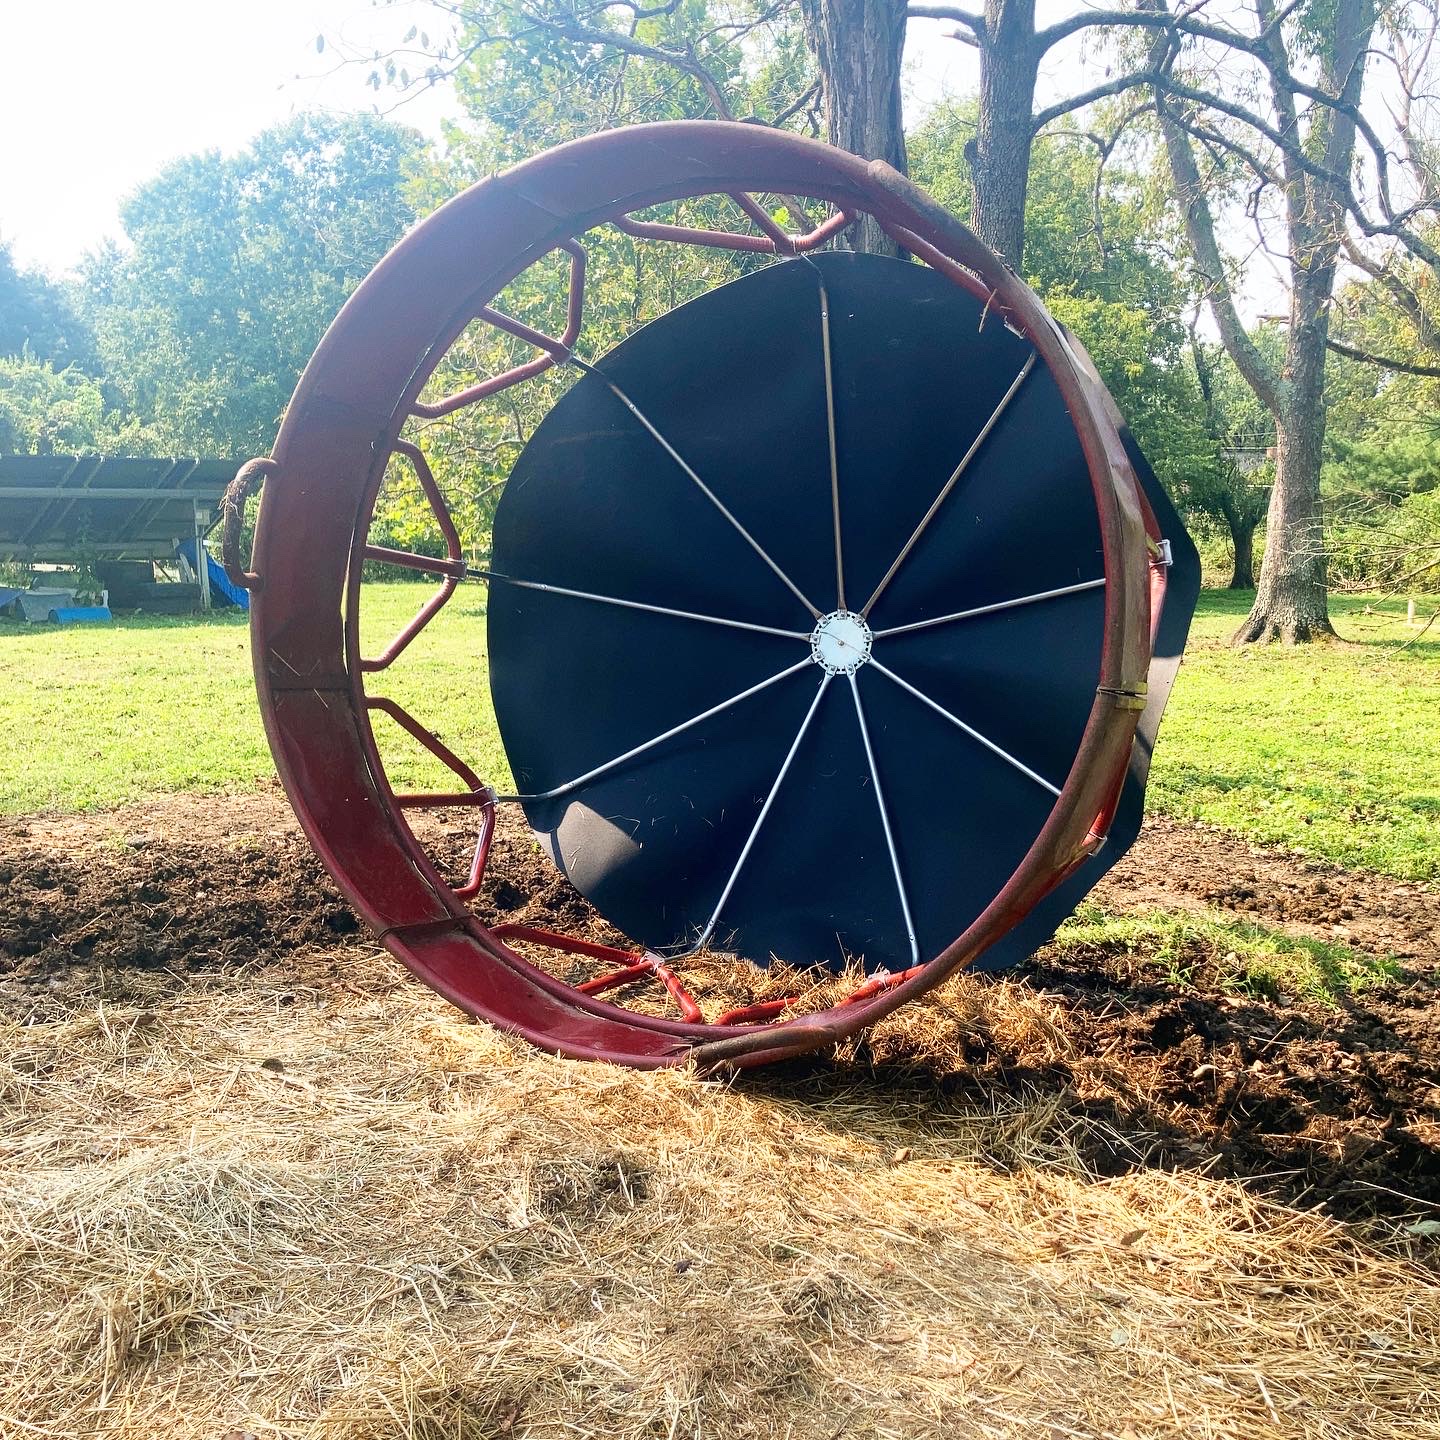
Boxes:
[2,793,1439,1437]
[2,943,1439,1440]
[5,791,1438,1221]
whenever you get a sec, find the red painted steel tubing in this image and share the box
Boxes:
[243,122,1165,1070]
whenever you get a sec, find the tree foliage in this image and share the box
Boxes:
[77,113,426,456]
[0,242,93,371]
[0,355,154,456]
[4,0,1433,607]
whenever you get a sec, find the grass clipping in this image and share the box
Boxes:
[2,951,1437,1440]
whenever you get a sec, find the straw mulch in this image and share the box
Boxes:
[2,947,1437,1440]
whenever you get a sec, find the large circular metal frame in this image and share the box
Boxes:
[243,121,1168,1071]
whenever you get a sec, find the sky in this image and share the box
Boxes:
[0,0,982,276]
[0,0,457,273]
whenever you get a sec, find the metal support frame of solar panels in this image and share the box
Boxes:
[0,454,240,610]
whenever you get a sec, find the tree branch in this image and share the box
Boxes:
[1025,1,1439,272]
[1341,234,1440,352]
[906,4,984,34]
[768,80,821,128]
[1325,337,1440,376]
[539,14,736,117]
[1153,55,1284,415]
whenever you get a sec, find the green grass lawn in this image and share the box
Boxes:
[0,583,509,815]
[1050,900,1401,1006]
[2,584,1437,881]
[1150,591,1440,880]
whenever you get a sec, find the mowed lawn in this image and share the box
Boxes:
[0,583,508,813]
[2,583,1437,878]
[1152,591,1440,879]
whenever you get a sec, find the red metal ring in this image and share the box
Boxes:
[249,122,1161,1069]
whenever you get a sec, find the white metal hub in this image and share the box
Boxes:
[810,610,874,675]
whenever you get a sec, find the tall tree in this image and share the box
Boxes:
[0,355,154,456]
[1150,0,1377,641]
[358,0,1230,261]
[800,0,908,251]
[1185,333,1276,589]
[0,242,93,371]
[912,108,1219,512]
[80,113,426,454]
[365,0,1436,632]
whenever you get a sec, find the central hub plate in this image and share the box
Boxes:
[810,610,874,675]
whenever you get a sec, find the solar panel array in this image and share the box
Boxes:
[0,454,240,562]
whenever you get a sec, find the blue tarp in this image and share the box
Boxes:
[176,537,249,610]
[51,605,112,624]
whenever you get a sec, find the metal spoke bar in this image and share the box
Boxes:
[573,356,823,620]
[493,923,639,965]
[730,191,799,253]
[366,696,498,895]
[879,222,1020,334]
[501,657,813,802]
[471,569,812,641]
[412,239,587,419]
[363,443,466,671]
[847,674,920,967]
[713,997,797,1025]
[874,577,1107,638]
[576,956,704,1024]
[861,353,1037,618]
[394,790,494,808]
[816,270,846,610]
[490,925,706,1025]
[453,802,498,899]
[364,576,457,671]
[476,304,572,361]
[687,674,832,954]
[367,696,488,799]
[867,657,1062,797]
[837,963,927,1007]
[614,196,852,255]
[363,544,466,579]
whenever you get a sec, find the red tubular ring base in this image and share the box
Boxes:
[247,122,1159,1070]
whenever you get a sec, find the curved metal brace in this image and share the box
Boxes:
[614,193,853,255]
[361,442,465,672]
[411,239,587,419]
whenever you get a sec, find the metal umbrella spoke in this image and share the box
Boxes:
[862,353,1036,618]
[816,271,846,610]
[868,656,1061,797]
[847,673,919,966]
[472,569,812,641]
[571,356,823,621]
[875,577,1106,638]
[685,673,833,955]
[501,657,813,803]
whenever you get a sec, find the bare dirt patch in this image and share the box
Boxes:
[3,789,1437,1222]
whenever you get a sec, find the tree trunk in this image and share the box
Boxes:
[1230,0,1373,642]
[801,0,908,254]
[1228,515,1258,590]
[1232,288,1336,642]
[967,0,1040,266]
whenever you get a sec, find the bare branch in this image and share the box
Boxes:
[906,4,985,34]
[1325,337,1440,376]
[768,80,822,128]
[1152,45,1284,414]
